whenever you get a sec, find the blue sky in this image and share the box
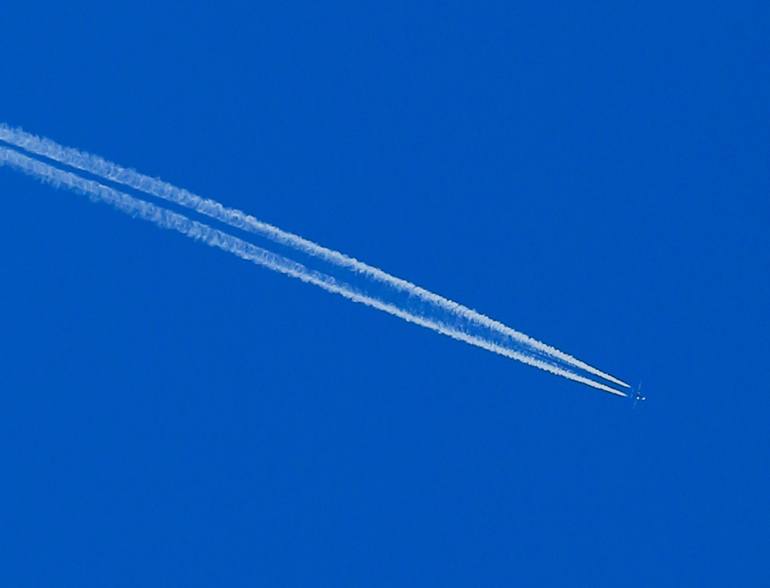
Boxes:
[1,1,768,585]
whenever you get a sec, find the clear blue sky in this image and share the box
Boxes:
[1,1,768,585]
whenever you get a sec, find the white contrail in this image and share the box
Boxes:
[0,122,629,389]
[0,145,627,397]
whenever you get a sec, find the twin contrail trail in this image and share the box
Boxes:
[0,123,628,396]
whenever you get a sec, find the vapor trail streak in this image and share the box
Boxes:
[0,123,628,390]
[0,146,626,397]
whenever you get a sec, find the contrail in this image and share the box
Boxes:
[0,145,627,397]
[0,123,629,390]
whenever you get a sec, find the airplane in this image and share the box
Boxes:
[632,382,646,407]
